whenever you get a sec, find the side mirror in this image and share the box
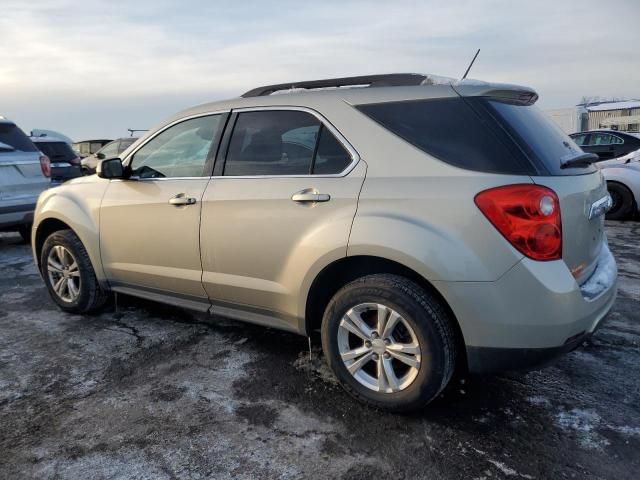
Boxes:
[96,152,105,160]
[97,158,124,179]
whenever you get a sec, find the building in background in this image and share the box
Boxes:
[580,100,640,133]
[545,99,640,134]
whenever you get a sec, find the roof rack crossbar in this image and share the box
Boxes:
[241,73,428,98]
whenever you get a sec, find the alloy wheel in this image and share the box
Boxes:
[47,245,81,303]
[337,303,421,393]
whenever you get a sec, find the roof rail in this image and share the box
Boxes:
[241,73,428,98]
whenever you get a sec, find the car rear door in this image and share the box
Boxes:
[99,113,227,307]
[199,108,365,325]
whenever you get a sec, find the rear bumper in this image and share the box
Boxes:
[435,243,617,373]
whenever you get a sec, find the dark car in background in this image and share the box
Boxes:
[570,130,640,160]
[81,137,138,173]
[30,136,83,184]
[72,139,112,159]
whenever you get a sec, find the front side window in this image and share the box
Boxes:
[97,141,120,159]
[572,134,588,146]
[130,115,222,178]
[223,110,353,176]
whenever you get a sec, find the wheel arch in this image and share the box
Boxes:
[303,255,467,368]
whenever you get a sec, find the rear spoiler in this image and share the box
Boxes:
[452,79,539,106]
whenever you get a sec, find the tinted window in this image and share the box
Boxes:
[224,111,353,176]
[610,135,623,145]
[313,126,352,174]
[0,123,38,152]
[225,111,320,176]
[356,98,533,175]
[572,134,588,146]
[131,115,222,178]
[480,99,596,175]
[36,141,77,162]
[588,133,613,146]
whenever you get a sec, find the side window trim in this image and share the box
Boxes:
[122,110,230,179]
[215,106,360,178]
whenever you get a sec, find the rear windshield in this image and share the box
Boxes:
[477,99,596,175]
[0,123,38,152]
[356,97,595,176]
[35,141,77,162]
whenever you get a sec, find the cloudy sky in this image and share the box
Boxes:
[1,0,639,140]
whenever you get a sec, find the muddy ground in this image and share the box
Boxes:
[0,221,638,479]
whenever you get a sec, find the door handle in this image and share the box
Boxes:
[168,194,197,206]
[291,190,331,203]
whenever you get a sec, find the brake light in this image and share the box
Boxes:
[475,184,562,261]
[39,155,51,178]
[70,156,81,166]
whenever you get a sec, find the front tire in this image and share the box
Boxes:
[321,274,457,412]
[40,229,109,314]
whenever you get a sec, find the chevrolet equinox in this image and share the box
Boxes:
[32,74,618,411]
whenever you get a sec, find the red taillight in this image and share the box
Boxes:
[39,155,51,178]
[70,156,81,166]
[474,184,562,261]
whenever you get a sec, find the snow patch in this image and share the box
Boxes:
[555,408,610,450]
[580,242,617,300]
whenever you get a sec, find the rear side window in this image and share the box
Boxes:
[357,97,596,176]
[223,110,352,176]
[36,141,77,162]
[356,98,533,175]
[0,123,38,152]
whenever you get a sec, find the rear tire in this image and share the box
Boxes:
[606,182,635,220]
[321,274,457,412]
[40,229,109,314]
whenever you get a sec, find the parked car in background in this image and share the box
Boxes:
[598,148,640,220]
[32,74,617,411]
[30,136,83,185]
[570,130,640,160]
[72,139,112,159]
[81,137,138,174]
[0,116,49,242]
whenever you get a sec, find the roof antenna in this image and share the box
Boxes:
[461,49,481,80]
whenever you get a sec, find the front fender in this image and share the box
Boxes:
[33,180,109,285]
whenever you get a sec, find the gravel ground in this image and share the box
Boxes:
[0,221,638,479]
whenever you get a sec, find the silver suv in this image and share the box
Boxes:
[1,116,49,242]
[32,74,618,411]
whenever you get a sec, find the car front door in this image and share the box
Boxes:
[99,113,227,309]
[199,108,365,328]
